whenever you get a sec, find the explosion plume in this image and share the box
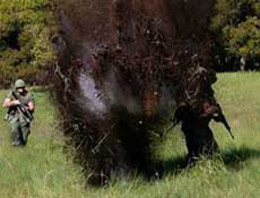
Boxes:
[52,0,218,185]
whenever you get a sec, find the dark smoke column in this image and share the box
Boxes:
[52,0,218,184]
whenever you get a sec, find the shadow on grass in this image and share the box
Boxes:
[143,146,260,180]
[221,146,260,170]
[138,156,186,181]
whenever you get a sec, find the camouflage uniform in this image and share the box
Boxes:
[175,66,219,163]
[5,90,34,146]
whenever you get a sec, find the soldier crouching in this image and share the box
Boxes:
[2,79,35,146]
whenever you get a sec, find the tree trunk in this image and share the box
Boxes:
[240,56,246,71]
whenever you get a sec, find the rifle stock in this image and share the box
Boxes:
[216,104,234,139]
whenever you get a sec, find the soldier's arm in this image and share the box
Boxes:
[27,93,35,111]
[27,101,35,111]
[200,102,218,118]
[2,98,20,108]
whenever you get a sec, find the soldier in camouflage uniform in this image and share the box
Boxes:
[3,79,35,146]
[174,65,221,164]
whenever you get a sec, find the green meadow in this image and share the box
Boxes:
[0,72,259,198]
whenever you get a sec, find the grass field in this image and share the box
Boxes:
[0,72,259,198]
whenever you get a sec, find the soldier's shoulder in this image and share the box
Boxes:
[28,91,35,101]
[26,90,32,96]
[6,91,14,99]
[28,91,34,97]
[24,90,34,99]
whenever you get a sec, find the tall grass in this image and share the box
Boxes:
[0,72,260,198]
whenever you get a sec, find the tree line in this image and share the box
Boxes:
[0,0,55,88]
[0,0,259,88]
[211,0,259,71]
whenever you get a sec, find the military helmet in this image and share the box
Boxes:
[15,79,26,89]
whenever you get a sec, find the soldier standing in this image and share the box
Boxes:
[172,64,233,165]
[2,79,35,146]
[173,66,219,163]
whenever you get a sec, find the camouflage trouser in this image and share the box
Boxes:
[9,118,30,146]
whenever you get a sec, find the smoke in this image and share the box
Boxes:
[78,73,108,118]
[52,0,216,185]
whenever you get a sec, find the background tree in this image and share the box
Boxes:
[0,0,56,88]
[211,0,260,71]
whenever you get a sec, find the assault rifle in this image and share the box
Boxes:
[214,104,234,139]
[6,91,34,124]
[164,104,235,140]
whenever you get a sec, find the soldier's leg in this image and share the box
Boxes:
[9,119,23,146]
[201,126,219,155]
[20,123,31,145]
[182,121,219,165]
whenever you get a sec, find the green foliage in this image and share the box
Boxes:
[0,0,56,87]
[224,16,260,57]
[211,0,260,71]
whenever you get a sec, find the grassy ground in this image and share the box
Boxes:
[0,72,259,198]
